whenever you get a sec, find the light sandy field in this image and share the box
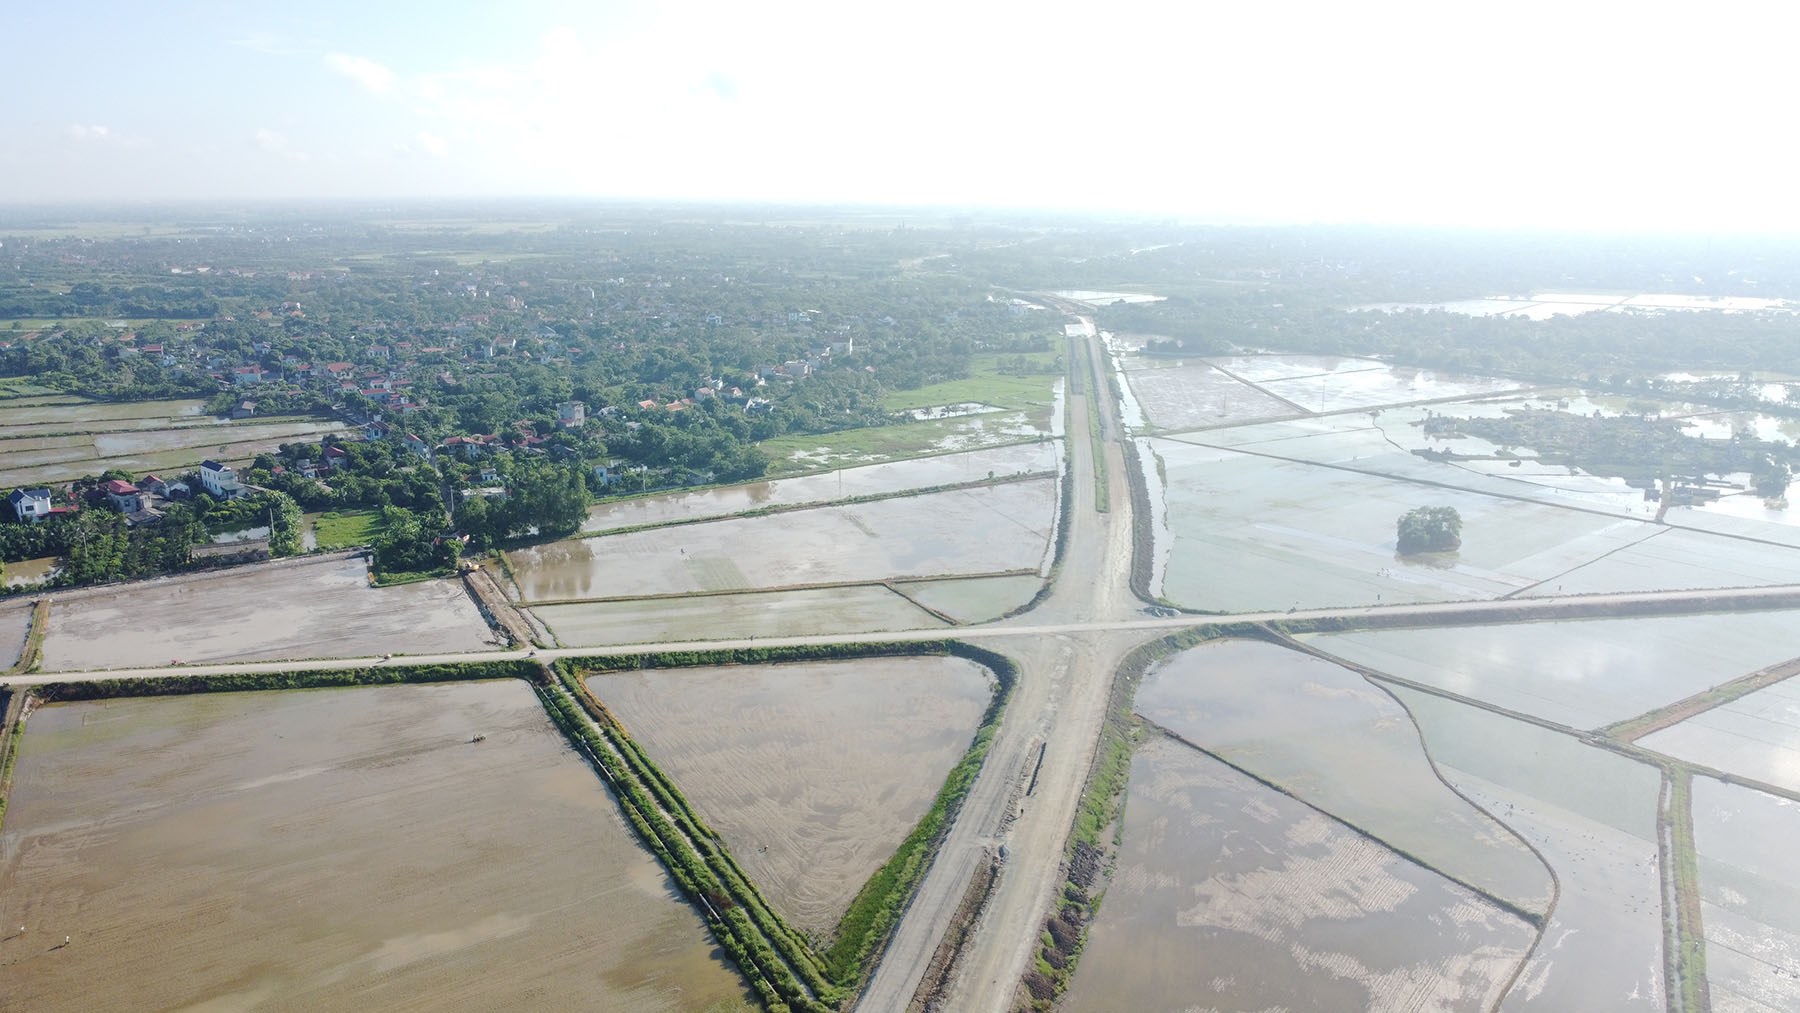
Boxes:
[506,479,1056,602]
[1691,778,1800,1012]
[893,573,1044,623]
[1308,613,1800,730]
[586,657,994,935]
[38,555,498,671]
[1119,363,1297,430]
[0,682,751,1012]
[1152,441,1658,611]
[1390,686,1668,1009]
[1516,527,1800,598]
[1643,679,1800,793]
[0,600,31,670]
[1063,736,1537,1012]
[584,443,1056,533]
[1136,640,1552,913]
[532,585,944,646]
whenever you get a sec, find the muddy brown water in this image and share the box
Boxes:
[1062,736,1536,1012]
[0,681,751,1011]
[588,657,994,936]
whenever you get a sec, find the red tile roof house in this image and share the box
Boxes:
[102,479,144,513]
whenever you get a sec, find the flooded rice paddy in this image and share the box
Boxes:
[0,681,751,1012]
[1388,687,1668,1008]
[1148,440,1658,611]
[892,573,1043,623]
[503,479,1056,602]
[533,584,945,646]
[1136,640,1551,913]
[1308,612,1800,730]
[38,554,497,670]
[1063,736,1537,1012]
[1690,778,1800,1012]
[586,657,993,935]
[582,443,1057,534]
[1641,676,1800,793]
[0,600,31,670]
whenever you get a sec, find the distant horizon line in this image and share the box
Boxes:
[2,196,1797,241]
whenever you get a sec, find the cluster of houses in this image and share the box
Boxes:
[5,461,244,527]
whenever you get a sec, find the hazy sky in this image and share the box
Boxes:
[5,1,1797,231]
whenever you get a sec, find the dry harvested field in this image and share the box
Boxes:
[583,443,1057,533]
[1149,440,1658,611]
[503,479,1056,602]
[1118,362,1297,430]
[893,573,1044,623]
[38,555,497,671]
[1691,778,1800,1012]
[1390,686,1669,1009]
[533,585,945,647]
[1643,678,1800,793]
[1136,640,1551,913]
[1307,612,1800,730]
[1063,736,1537,1012]
[0,681,752,1012]
[586,656,994,935]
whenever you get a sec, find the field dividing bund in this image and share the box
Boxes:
[1606,654,1800,742]
[541,640,1018,1010]
[1666,767,1713,1012]
[1,598,49,677]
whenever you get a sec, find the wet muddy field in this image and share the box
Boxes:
[38,555,497,670]
[587,657,993,935]
[0,681,751,1012]
[1063,736,1536,1012]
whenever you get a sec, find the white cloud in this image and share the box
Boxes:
[253,128,306,161]
[324,52,396,94]
[66,124,111,142]
[415,131,449,158]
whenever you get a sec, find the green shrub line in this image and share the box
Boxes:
[29,659,542,702]
[1666,767,1711,1012]
[536,678,830,1012]
[556,639,1018,1001]
[822,641,1017,988]
[0,690,21,833]
[1024,627,1211,1009]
